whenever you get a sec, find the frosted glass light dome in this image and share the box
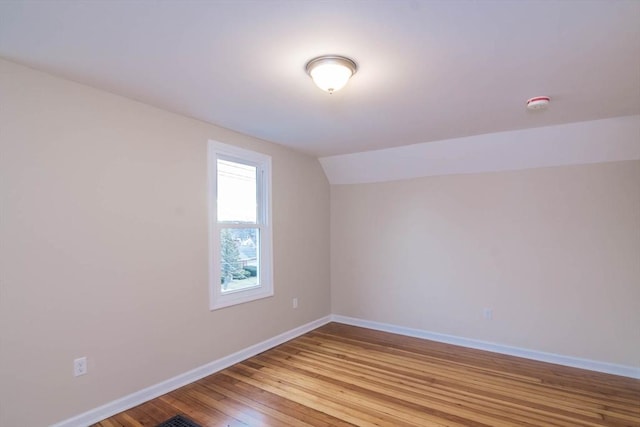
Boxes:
[306,56,357,94]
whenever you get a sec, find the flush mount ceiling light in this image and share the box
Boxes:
[305,55,357,94]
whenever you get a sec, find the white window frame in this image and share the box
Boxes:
[208,140,273,310]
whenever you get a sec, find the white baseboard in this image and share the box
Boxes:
[330,314,640,379]
[50,315,332,427]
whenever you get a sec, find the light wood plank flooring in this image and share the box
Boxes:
[95,322,640,426]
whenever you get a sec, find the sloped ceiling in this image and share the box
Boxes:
[0,0,639,157]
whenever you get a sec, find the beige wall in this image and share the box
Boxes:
[0,59,330,426]
[331,160,640,367]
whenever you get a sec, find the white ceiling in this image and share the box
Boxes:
[1,0,639,157]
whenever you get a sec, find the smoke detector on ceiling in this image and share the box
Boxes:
[526,96,551,110]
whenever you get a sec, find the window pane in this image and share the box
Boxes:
[220,228,259,293]
[217,159,257,223]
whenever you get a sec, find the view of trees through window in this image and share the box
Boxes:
[220,228,259,291]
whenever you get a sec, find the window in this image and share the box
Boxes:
[208,141,272,310]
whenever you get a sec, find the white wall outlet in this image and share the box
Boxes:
[483,308,493,320]
[73,357,87,377]
[292,297,298,309]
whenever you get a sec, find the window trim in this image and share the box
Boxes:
[208,140,273,310]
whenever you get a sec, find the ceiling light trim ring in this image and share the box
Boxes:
[305,55,358,75]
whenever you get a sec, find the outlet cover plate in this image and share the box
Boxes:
[74,357,87,376]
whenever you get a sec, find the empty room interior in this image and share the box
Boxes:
[1,1,639,426]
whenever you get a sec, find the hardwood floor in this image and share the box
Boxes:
[95,323,640,427]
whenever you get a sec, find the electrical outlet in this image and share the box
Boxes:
[74,357,87,377]
[483,308,493,320]
[292,297,298,309]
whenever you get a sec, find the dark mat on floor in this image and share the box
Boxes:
[156,414,202,427]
